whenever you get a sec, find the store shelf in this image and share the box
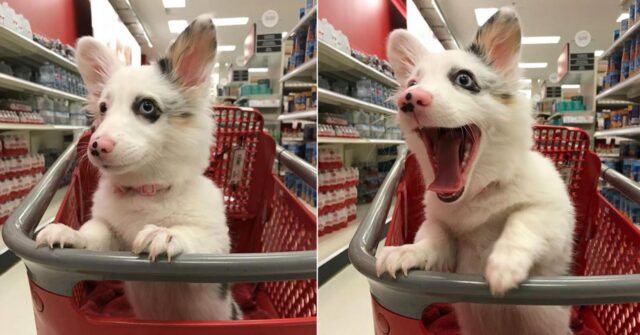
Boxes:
[318,88,397,116]
[318,137,404,144]
[0,73,86,102]
[595,75,640,102]
[318,40,398,87]
[280,57,317,82]
[0,123,87,131]
[278,109,317,121]
[597,99,634,107]
[598,153,621,158]
[0,25,78,73]
[235,94,280,108]
[601,21,640,59]
[594,127,640,138]
[283,5,317,41]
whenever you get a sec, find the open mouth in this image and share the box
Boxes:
[415,125,481,203]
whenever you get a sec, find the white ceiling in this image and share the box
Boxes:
[437,0,621,82]
[129,0,307,64]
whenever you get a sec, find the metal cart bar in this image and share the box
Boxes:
[349,151,640,319]
[276,144,317,188]
[3,140,316,296]
[601,163,640,203]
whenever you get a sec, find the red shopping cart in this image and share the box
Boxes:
[3,107,317,335]
[349,126,640,335]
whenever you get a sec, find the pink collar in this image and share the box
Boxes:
[113,183,171,196]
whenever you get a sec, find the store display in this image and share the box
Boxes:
[318,147,357,236]
[37,62,87,96]
[597,105,640,130]
[284,16,317,74]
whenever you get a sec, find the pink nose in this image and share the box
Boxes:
[397,88,433,113]
[90,137,116,157]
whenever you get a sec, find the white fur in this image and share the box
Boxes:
[376,8,574,334]
[36,16,239,321]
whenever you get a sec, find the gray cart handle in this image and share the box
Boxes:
[277,144,317,188]
[2,139,316,296]
[349,150,640,317]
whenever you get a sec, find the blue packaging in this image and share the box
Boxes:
[631,4,636,25]
[633,161,640,181]
[614,29,621,41]
[622,19,630,34]
[624,159,634,177]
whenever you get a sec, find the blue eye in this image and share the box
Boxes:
[453,70,480,92]
[139,99,155,115]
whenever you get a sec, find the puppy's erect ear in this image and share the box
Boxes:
[162,14,217,89]
[469,7,521,80]
[76,37,122,100]
[387,30,428,85]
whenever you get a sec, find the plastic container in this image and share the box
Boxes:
[2,107,317,335]
[350,126,640,335]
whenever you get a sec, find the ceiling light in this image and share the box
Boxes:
[282,31,288,38]
[162,0,185,8]
[474,8,498,26]
[248,68,269,73]
[519,62,548,69]
[561,84,580,89]
[217,45,236,52]
[522,36,561,44]
[618,13,630,22]
[168,19,188,33]
[212,17,249,26]
[520,78,532,84]
[595,50,604,57]
[214,63,220,68]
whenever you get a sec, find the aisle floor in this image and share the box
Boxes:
[0,262,37,335]
[319,265,374,335]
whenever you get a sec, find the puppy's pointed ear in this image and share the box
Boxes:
[469,7,521,80]
[387,30,428,85]
[162,15,217,89]
[76,37,122,100]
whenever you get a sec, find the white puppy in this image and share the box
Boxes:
[376,7,574,335]
[36,15,240,321]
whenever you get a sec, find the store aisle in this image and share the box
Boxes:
[318,265,374,335]
[0,263,36,335]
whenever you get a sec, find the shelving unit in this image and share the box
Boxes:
[234,94,280,108]
[596,75,640,102]
[595,127,640,139]
[318,40,398,87]
[277,109,317,121]
[318,33,404,273]
[318,88,397,116]
[0,73,85,102]
[0,25,78,73]
[280,57,317,83]
[277,5,318,210]
[0,20,88,275]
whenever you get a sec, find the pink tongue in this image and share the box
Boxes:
[428,132,463,193]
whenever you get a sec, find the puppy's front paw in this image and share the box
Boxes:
[35,223,85,249]
[376,242,452,279]
[132,224,183,261]
[485,250,531,297]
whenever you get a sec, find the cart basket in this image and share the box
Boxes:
[2,106,317,335]
[350,126,640,335]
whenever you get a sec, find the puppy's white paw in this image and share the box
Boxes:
[132,224,183,261]
[485,250,530,297]
[376,242,452,278]
[35,223,85,249]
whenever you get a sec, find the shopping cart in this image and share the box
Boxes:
[350,126,640,335]
[2,106,317,335]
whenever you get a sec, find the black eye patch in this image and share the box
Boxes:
[448,69,481,93]
[131,96,162,123]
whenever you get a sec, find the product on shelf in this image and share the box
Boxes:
[283,87,317,113]
[284,12,317,75]
[318,146,358,236]
[37,62,87,96]
[283,171,316,208]
[597,105,640,130]
[601,187,640,225]
[319,108,402,140]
